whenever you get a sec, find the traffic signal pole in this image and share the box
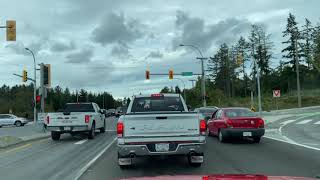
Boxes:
[25,48,37,123]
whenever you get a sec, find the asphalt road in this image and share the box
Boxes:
[0,117,117,180]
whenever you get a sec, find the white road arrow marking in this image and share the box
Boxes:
[296,119,312,124]
[280,120,296,125]
[74,139,88,145]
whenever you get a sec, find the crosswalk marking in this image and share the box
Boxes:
[280,120,296,125]
[296,119,313,124]
[314,121,320,125]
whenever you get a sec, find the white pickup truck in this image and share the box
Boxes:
[45,102,106,140]
[117,93,206,168]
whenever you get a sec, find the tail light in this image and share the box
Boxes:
[117,121,124,137]
[226,119,233,128]
[46,116,50,124]
[85,115,90,123]
[258,119,264,128]
[202,176,209,180]
[199,119,206,135]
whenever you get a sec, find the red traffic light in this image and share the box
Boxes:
[146,70,150,80]
[36,95,41,103]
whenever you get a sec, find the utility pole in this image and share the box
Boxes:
[253,56,262,117]
[25,48,37,122]
[295,36,302,108]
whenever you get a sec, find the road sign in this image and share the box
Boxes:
[181,72,193,76]
[273,90,281,97]
[6,20,16,41]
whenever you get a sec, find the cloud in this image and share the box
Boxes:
[172,10,252,52]
[5,40,45,55]
[147,50,163,59]
[111,42,131,58]
[91,12,145,46]
[50,40,75,52]
[65,47,93,64]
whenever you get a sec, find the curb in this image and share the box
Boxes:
[0,134,50,149]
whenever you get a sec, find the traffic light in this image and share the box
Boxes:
[169,69,173,79]
[43,64,51,87]
[22,70,27,82]
[6,20,16,41]
[36,95,41,103]
[145,70,150,80]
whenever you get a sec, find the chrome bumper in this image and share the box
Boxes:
[47,125,89,132]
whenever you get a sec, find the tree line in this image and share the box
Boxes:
[161,13,320,108]
[0,84,121,118]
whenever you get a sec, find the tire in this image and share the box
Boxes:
[51,131,61,141]
[218,130,225,143]
[188,156,202,167]
[100,120,106,133]
[88,123,95,139]
[253,137,261,143]
[15,121,22,127]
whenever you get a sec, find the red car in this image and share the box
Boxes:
[207,108,265,143]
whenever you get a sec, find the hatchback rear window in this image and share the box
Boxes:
[63,104,95,112]
[224,109,256,118]
[131,96,184,112]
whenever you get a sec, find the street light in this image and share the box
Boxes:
[179,44,207,107]
[25,48,37,123]
[173,78,186,104]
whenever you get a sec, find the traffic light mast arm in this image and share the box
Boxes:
[13,73,35,82]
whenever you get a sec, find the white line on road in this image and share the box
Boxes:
[296,119,313,124]
[280,120,296,125]
[264,136,320,151]
[314,121,320,125]
[74,136,117,180]
[74,139,88,145]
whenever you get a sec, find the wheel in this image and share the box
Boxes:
[100,120,106,133]
[15,121,22,127]
[88,123,95,139]
[218,130,225,143]
[51,131,61,141]
[253,137,261,143]
[188,156,202,167]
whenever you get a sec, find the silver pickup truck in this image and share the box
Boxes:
[117,93,206,168]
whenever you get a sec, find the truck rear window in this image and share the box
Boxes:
[131,96,184,112]
[224,109,256,118]
[63,104,95,112]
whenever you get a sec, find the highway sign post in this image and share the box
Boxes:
[273,90,280,110]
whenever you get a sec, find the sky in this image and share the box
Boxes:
[0,0,319,98]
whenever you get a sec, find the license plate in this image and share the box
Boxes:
[155,143,169,152]
[243,132,252,136]
[64,127,71,131]
[62,120,72,123]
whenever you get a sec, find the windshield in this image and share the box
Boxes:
[1,1,320,180]
[131,96,184,112]
[224,109,257,118]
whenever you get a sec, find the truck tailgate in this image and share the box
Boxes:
[47,112,88,126]
[123,113,199,138]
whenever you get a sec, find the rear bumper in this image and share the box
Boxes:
[117,142,205,157]
[221,128,265,138]
[47,125,89,132]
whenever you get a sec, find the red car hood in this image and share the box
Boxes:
[119,174,316,180]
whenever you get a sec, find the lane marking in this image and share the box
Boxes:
[296,119,312,124]
[74,139,88,145]
[264,136,320,151]
[74,136,117,180]
[280,120,296,125]
[105,130,116,132]
[5,143,32,153]
[314,121,320,125]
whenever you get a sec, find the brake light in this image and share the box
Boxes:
[258,119,264,128]
[46,116,50,124]
[151,93,163,97]
[85,115,90,123]
[202,176,209,180]
[117,121,124,137]
[199,119,206,135]
[226,119,233,128]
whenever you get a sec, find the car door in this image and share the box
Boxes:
[212,110,223,135]
[0,115,6,126]
[93,103,103,128]
[207,110,218,134]
[2,115,14,125]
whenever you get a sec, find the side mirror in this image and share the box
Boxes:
[99,110,104,114]
[205,116,211,121]
[187,105,192,111]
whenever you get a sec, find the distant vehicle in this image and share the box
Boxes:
[194,107,218,121]
[107,109,116,116]
[207,108,265,143]
[0,114,28,127]
[117,93,206,168]
[115,106,127,117]
[45,103,106,140]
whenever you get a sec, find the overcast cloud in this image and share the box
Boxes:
[0,0,319,98]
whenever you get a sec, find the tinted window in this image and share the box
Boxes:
[199,108,217,114]
[63,104,95,112]
[224,109,256,118]
[131,96,184,112]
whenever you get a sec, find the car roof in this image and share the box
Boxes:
[220,107,250,110]
[134,93,180,98]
